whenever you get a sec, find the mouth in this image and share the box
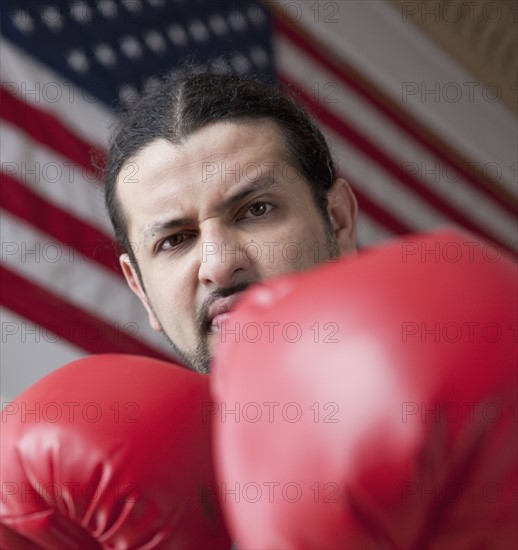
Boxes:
[208,294,243,332]
[211,311,232,330]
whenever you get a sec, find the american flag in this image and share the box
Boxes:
[1,0,516,399]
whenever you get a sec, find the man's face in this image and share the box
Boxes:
[117,119,357,372]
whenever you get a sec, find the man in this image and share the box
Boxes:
[104,72,358,373]
[3,73,515,549]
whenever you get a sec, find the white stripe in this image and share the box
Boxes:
[1,121,112,234]
[396,140,518,246]
[277,41,517,247]
[277,47,460,236]
[1,38,115,148]
[1,307,86,401]
[282,0,517,192]
[277,53,445,232]
[1,212,176,358]
[356,215,394,249]
[324,124,453,231]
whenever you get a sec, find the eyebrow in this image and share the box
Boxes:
[141,176,286,242]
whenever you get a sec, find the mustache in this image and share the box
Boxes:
[197,281,251,335]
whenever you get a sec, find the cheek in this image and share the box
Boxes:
[256,222,323,274]
[144,264,196,332]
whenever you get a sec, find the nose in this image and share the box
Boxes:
[198,223,252,288]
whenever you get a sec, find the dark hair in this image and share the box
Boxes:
[104,72,337,268]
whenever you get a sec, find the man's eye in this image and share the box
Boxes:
[157,233,189,252]
[245,201,273,218]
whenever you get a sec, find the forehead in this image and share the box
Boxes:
[116,119,295,237]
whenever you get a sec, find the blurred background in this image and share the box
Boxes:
[1,0,516,401]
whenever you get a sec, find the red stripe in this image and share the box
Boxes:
[281,76,512,254]
[0,265,174,362]
[0,87,104,178]
[275,17,517,218]
[1,172,122,277]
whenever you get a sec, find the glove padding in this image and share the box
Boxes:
[211,228,517,549]
[1,354,231,549]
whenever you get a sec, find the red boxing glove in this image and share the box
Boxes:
[1,354,231,549]
[211,229,517,549]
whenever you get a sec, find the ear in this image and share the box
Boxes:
[119,253,163,332]
[326,177,358,255]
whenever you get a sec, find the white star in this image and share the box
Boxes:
[67,49,89,73]
[210,56,231,74]
[248,5,266,26]
[11,10,34,33]
[70,1,92,23]
[250,46,268,68]
[120,36,143,59]
[119,84,139,104]
[143,76,160,93]
[94,43,117,67]
[122,0,142,14]
[208,14,228,36]
[144,30,166,53]
[167,24,188,46]
[227,10,248,32]
[231,53,251,74]
[42,6,63,31]
[98,0,117,19]
[188,20,209,42]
